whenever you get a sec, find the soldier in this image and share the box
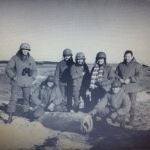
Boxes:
[115,50,143,124]
[70,52,90,112]
[86,52,114,109]
[5,43,37,123]
[30,75,67,119]
[54,48,74,111]
[89,80,131,128]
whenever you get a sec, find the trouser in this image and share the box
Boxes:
[7,85,31,113]
[72,86,80,110]
[128,93,137,121]
[59,83,72,111]
[123,83,142,121]
[96,107,127,124]
[91,87,106,110]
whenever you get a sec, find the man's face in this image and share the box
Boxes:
[22,49,29,56]
[47,82,53,87]
[97,58,105,65]
[64,55,71,61]
[124,53,133,63]
[112,87,120,94]
[76,58,84,65]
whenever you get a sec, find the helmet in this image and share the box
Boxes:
[40,75,54,88]
[75,52,85,60]
[112,80,121,88]
[96,52,106,59]
[46,75,54,82]
[63,48,72,56]
[20,43,30,51]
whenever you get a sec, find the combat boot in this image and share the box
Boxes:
[7,113,13,124]
[120,120,125,128]
[119,116,126,128]
[129,111,135,126]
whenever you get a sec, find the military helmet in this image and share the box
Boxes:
[46,75,54,82]
[63,48,72,56]
[40,75,54,88]
[96,52,106,59]
[20,43,30,51]
[112,80,121,88]
[75,52,85,60]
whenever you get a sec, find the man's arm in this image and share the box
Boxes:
[130,63,143,83]
[108,66,115,81]
[115,65,125,83]
[5,57,16,80]
[54,63,60,86]
[117,93,131,116]
[31,57,37,80]
[30,87,42,106]
[89,94,108,116]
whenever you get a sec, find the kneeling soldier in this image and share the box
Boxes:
[30,75,67,119]
[89,80,131,128]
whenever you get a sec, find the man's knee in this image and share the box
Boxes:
[7,102,16,113]
[98,107,110,117]
[129,93,136,101]
[23,88,31,100]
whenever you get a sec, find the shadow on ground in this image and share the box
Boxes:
[89,121,150,150]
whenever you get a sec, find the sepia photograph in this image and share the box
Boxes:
[0,0,150,150]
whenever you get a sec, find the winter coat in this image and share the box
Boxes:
[71,63,90,95]
[90,64,114,90]
[54,60,74,86]
[115,58,143,93]
[115,58,143,83]
[31,85,63,108]
[6,55,37,87]
[91,88,131,116]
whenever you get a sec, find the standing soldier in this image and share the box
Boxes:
[86,52,114,109]
[115,50,143,124]
[54,48,74,111]
[5,43,37,123]
[70,52,90,112]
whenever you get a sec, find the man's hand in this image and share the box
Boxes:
[32,76,36,81]
[82,71,85,76]
[124,78,130,84]
[48,103,55,111]
[89,111,96,117]
[110,112,118,120]
[86,90,91,102]
[13,76,17,81]
[119,78,125,84]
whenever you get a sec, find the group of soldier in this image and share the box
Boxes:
[5,43,143,128]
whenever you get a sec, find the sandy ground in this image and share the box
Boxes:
[0,117,91,150]
[0,64,150,150]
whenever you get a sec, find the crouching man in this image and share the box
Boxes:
[30,75,67,119]
[89,80,131,128]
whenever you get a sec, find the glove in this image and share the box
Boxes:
[110,112,118,120]
[48,103,55,111]
[86,90,91,102]
[124,78,130,84]
[13,76,17,81]
[79,97,85,109]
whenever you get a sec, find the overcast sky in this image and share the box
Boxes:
[0,0,150,64]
